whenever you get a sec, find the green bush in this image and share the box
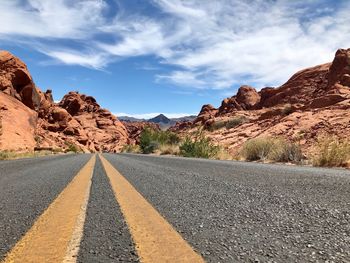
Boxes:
[241,137,303,163]
[179,133,220,158]
[65,142,80,153]
[313,137,350,167]
[139,128,180,154]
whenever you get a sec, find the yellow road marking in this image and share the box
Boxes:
[3,155,96,263]
[100,154,205,263]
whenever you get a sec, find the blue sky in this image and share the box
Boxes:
[1,0,349,118]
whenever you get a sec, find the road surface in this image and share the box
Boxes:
[0,153,349,262]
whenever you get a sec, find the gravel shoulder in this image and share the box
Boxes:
[104,153,350,262]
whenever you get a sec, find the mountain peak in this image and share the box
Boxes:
[149,114,171,124]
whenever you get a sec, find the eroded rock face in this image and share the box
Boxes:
[260,63,331,108]
[0,51,133,153]
[218,85,260,114]
[0,51,40,110]
[194,104,218,124]
[37,91,129,152]
[173,48,350,157]
[0,92,37,151]
[327,48,350,89]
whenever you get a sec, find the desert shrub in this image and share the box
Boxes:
[179,133,220,158]
[313,136,350,167]
[65,142,80,153]
[215,148,233,160]
[208,121,226,131]
[241,137,275,161]
[282,104,293,116]
[225,116,248,129]
[208,116,247,131]
[52,148,64,153]
[121,144,140,153]
[139,128,180,154]
[241,137,303,163]
[0,151,10,160]
[268,139,303,163]
[157,144,180,155]
[34,135,42,144]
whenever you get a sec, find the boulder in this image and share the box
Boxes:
[235,85,260,109]
[327,48,350,89]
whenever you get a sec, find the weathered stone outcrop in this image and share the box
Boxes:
[37,91,129,152]
[0,51,40,110]
[0,51,133,153]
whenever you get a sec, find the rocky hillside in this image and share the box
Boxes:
[0,50,146,153]
[171,48,350,155]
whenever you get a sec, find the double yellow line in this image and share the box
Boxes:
[2,155,204,263]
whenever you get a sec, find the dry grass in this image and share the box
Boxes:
[0,150,56,160]
[240,137,303,163]
[215,149,234,160]
[156,144,180,156]
[312,136,350,167]
[208,116,248,131]
[121,144,141,153]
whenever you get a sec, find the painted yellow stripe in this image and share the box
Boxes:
[3,155,96,263]
[99,154,205,263]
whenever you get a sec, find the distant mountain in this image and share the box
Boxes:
[170,115,197,123]
[148,114,171,124]
[119,114,197,130]
[118,116,145,122]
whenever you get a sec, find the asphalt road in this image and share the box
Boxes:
[0,154,91,260]
[1,153,350,262]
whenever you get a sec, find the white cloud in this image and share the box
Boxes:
[41,49,109,69]
[0,0,106,39]
[115,112,196,119]
[1,0,350,89]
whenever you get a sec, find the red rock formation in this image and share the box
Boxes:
[194,104,218,124]
[218,85,260,114]
[0,51,133,153]
[0,51,40,110]
[0,92,37,151]
[37,91,129,152]
[327,48,350,89]
[173,48,350,156]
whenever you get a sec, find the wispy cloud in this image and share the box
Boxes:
[1,0,350,89]
[41,49,109,69]
[0,0,106,39]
